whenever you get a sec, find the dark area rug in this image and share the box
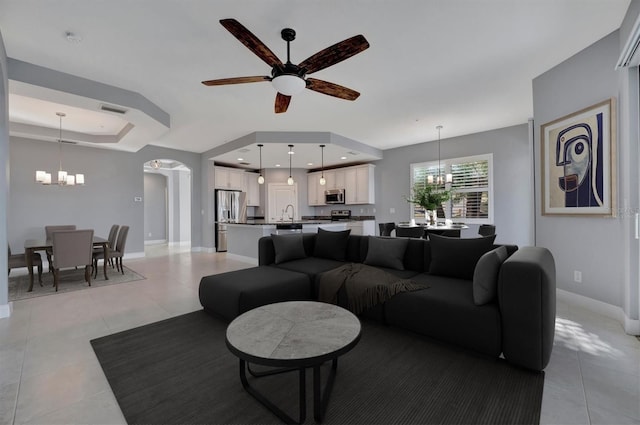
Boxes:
[9,266,145,301]
[91,310,544,425]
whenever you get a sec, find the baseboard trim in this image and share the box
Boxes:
[124,251,145,260]
[191,246,215,253]
[168,241,191,247]
[0,302,13,319]
[557,289,639,335]
[144,239,166,245]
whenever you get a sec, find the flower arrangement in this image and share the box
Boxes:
[406,183,453,223]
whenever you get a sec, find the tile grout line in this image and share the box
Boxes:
[12,306,33,425]
[576,350,594,425]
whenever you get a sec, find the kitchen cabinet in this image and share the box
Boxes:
[324,169,345,190]
[215,166,245,190]
[307,172,325,206]
[244,173,261,207]
[344,164,375,204]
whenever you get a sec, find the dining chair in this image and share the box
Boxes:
[51,229,94,291]
[44,225,77,272]
[478,224,496,237]
[395,226,424,239]
[378,222,396,237]
[111,225,129,274]
[94,224,119,269]
[8,244,43,285]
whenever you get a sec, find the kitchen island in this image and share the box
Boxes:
[224,221,347,262]
[223,218,375,262]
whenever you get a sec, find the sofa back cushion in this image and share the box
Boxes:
[473,246,508,305]
[314,228,351,261]
[428,234,497,280]
[363,237,408,270]
[271,234,307,264]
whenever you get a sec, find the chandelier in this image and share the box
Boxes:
[35,112,85,186]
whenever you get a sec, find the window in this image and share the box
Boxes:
[410,154,493,223]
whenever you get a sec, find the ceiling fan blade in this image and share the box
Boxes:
[275,93,291,113]
[298,34,369,75]
[220,19,284,68]
[201,76,270,86]
[306,78,360,101]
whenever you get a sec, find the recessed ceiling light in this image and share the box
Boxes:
[307,162,313,166]
[237,157,244,161]
[275,164,281,167]
[340,156,347,160]
[65,31,82,43]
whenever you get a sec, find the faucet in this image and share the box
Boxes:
[284,204,295,223]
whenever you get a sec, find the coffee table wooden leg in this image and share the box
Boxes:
[239,359,306,424]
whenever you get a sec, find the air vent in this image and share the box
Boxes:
[237,148,250,153]
[347,151,359,155]
[100,104,128,114]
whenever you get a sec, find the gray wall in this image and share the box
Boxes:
[143,173,167,241]
[8,138,202,256]
[1,29,9,309]
[373,124,533,247]
[532,30,633,312]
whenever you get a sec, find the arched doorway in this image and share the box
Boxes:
[143,159,192,254]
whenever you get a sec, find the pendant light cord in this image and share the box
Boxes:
[58,113,63,173]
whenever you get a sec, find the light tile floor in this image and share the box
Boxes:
[1,245,638,425]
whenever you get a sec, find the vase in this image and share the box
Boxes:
[427,210,437,226]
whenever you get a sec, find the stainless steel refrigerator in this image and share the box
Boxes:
[215,190,247,252]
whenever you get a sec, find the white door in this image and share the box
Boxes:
[268,183,298,222]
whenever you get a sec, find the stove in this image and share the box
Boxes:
[330,209,352,221]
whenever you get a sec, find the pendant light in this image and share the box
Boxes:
[319,144,326,186]
[35,112,85,186]
[257,144,265,184]
[428,125,452,185]
[287,144,294,185]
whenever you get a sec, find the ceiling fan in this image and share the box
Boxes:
[202,19,370,113]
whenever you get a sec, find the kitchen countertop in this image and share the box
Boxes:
[219,216,376,226]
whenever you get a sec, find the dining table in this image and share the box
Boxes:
[23,236,109,292]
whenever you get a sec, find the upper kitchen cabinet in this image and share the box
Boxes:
[244,172,261,207]
[323,169,345,190]
[307,172,325,206]
[344,164,375,205]
[214,166,245,190]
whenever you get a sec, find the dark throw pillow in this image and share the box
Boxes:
[428,234,497,280]
[473,246,508,305]
[271,233,306,264]
[364,237,408,270]
[314,228,351,261]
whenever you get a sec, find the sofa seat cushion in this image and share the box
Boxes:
[373,266,421,280]
[199,266,311,321]
[274,257,346,294]
[384,273,501,357]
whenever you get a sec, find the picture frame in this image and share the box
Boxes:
[541,98,616,217]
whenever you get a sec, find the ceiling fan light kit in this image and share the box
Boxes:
[202,19,369,113]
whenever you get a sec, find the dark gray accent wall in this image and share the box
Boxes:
[144,173,167,241]
[373,124,533,247]
[532,30,632,311]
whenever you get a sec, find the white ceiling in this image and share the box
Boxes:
[0,0,631,168]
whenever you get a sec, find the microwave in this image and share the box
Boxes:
[325,189,345,204]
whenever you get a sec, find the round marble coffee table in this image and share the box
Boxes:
[226,301,361,424]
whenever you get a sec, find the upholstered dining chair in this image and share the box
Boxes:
[44,225,76,272]
[378,222,396,237]
[93,226,129,277]
[395,226,424,239]
[478,224,496,237]
[8,244,43,285]
[94,224,119,269]
[51,229,94,291]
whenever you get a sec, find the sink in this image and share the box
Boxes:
[276,223,303,230]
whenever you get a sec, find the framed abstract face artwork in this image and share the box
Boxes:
[541,98,616,217]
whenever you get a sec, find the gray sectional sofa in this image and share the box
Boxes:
[199,230,556,371]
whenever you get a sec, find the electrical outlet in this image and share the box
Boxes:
[390,208,396,214]
[573,270,582,283]
[148,232,152,237]
[373,208,376,213]
[360,208,364,213]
